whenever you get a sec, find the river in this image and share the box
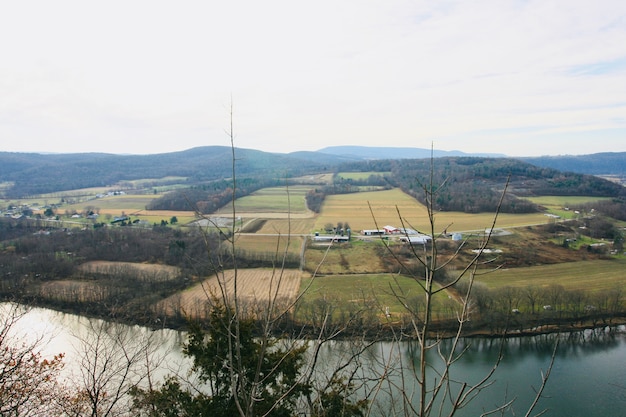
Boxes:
[7,305,626,416]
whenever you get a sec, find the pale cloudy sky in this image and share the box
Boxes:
[1,0,625,156]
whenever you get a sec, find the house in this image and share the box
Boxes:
[383,225,400,234]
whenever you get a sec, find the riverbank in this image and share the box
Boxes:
[9,296,626,341]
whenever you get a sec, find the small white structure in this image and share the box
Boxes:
[313,235,349,242]
[399,234,432,245]
[361,229,385,236]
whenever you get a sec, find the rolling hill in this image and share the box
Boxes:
[0,146,624,199]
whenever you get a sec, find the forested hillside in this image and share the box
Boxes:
[390,157,625,213]
[0,147,329,197]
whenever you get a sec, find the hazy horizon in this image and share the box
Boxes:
[2,143,622,159]
[1,1,625,157]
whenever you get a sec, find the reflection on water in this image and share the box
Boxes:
[6,304,626,417]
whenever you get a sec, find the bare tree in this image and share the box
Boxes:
[131,103,370,417]
[0,303,65,417]
[363,155,555,416]
[66,318,164,417]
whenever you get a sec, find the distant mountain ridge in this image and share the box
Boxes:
[0,145,624,198]
[520,152,625,176]
[315,145,506,159]
[314,146,625,176]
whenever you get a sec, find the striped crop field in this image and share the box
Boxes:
[217,186,314,214]
[254,218,317,235]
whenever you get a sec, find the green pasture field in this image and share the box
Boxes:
[218,186,314,214]
[526,196,612,206]
[476,258,626,294]
[314,188,551,234]
[38,186,116,198]
[305,239,386,274]
[525,196,612,219]
[3,187,115,208]
[121,176,188,188]
[299,273,454,320]
[337,171,391,180]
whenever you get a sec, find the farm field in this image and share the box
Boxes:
[299,273,454,320]
[337,171,391,180]
[216,186,314,215]
[253,218,317,235]
[313,188,551,234]
[234,234,304,258]
[50,192,199,224]
[159,268,302,317]
[289,173,334,184]
[305,240,386,274]
[525,196,612,219]
[40,261,184,304]
[77,261,181,281]
[476,258,626,293]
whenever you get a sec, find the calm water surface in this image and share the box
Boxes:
[10,306,626,417]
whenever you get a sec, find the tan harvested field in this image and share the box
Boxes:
[313,189,429,233]
[314,188,552,234]
[41,280,102,302]
[63,194,159,212]
[77,261,181,281]
[159,269,302,317]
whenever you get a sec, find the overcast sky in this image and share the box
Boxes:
[1,0,625,157]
